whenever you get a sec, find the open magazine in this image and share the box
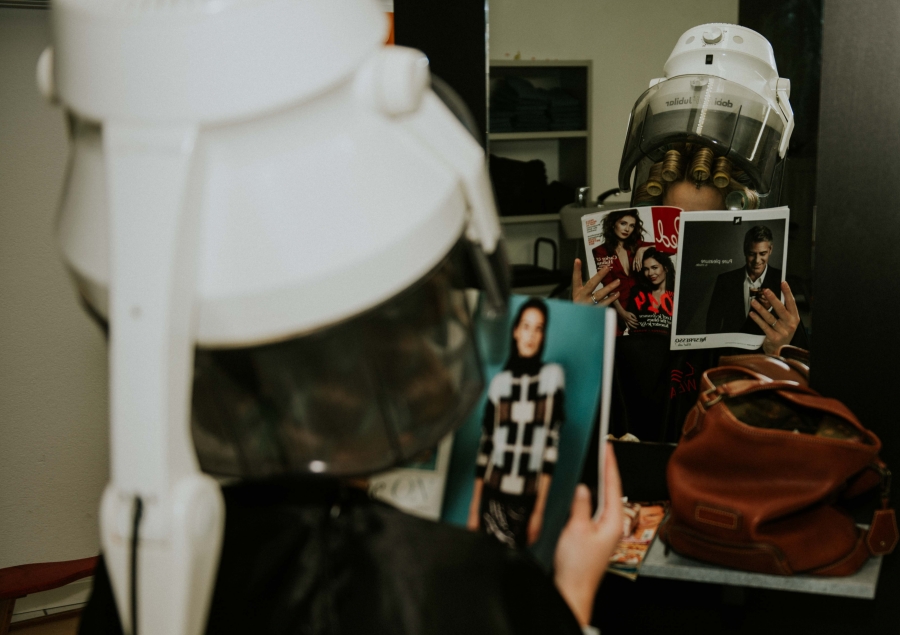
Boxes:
[439,294,617,570]
[580,205,790,350]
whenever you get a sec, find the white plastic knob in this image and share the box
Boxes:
[356,46,430,116]
[703,27,723,45]
[36,46,56,103]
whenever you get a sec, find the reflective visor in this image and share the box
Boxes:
[190,239,490,478]
[619,75,785,194]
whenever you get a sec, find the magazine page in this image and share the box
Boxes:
[368,434,454,520]
[670,207,790,351]
[581,206,683,278]
[607,501,668,581]
[441,294,616,570]
[581,207,681,338]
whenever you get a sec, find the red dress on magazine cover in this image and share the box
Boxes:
[591,242,651,335]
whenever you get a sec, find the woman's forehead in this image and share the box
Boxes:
[520,307,545,323]
[663,180,724,211]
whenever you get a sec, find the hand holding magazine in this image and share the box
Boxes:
[373,295,627,622]
[580,205,791,351]
[442,295,618,570]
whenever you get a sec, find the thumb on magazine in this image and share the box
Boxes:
[554,445,623,626]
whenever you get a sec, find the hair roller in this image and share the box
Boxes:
[713,156,732,188]
[726,179,760,210]
[690,147,714,182]
[632,183,657,204]
[661,150,683,182]
[646,162,664,197]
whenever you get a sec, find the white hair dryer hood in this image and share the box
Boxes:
[49,2,507,633]
[59,87,479,347]
[618,23,794,195]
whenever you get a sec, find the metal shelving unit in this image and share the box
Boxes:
[488,60,591,224]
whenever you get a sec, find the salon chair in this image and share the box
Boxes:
[0,556,97,634]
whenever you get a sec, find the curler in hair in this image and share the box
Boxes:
[713,156,732,188]
[632,183,657,205]
[646,162,664,197]
[690,147,714,182]
[661,150,683,182]
[725,189,748,210]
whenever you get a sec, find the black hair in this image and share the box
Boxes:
[505,298,549,376]
[601,210,644,256]
[638,248,676,292]
[743,225,774,254]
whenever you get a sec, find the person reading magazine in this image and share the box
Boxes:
[572,24,807,443]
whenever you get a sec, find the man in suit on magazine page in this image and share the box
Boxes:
[706,225,782,336]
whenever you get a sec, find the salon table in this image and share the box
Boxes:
[639,536,883,599]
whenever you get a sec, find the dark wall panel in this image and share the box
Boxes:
[813,0,900,627]
[740,0,823,282]
[393,0,487,147]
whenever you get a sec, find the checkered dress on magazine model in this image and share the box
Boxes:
[476,363,565,548]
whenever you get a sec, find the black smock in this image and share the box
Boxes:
[612,321,810,443]
[78,478,583,635]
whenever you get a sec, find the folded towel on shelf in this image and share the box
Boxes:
[488,155,578,217]
[489,154,548,216]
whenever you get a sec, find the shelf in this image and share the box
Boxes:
[640,537,882,599]
[490,59,593,68]
[489,130,588,141]
[499,213,561,225]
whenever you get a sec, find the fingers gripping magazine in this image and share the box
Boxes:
[670,207,790,350]
[579,205,791,351]
[441,295,617,570]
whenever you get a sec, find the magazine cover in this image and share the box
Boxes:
[441,294,617,570]
[607,501,668,581]
[581,206,680,337]
[670,207,790,351]
[580,206,682,279]
[369,434,454,520]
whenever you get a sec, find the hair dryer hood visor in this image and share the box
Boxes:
[618,24,794,195]
[191,240,488,478]
[619,75,788,195]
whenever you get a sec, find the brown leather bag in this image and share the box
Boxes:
[659,353,898,576]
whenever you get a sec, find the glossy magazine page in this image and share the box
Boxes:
[441,294,616,570]
[670,207,790,350]
[607,500,669,580]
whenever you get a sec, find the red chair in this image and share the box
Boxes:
[0,557,97,634]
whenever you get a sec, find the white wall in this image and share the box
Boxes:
[490,0,739,201]
[0,8,109,569]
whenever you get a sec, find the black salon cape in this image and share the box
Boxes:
[611,328,810,443]
[78,479,583,635]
